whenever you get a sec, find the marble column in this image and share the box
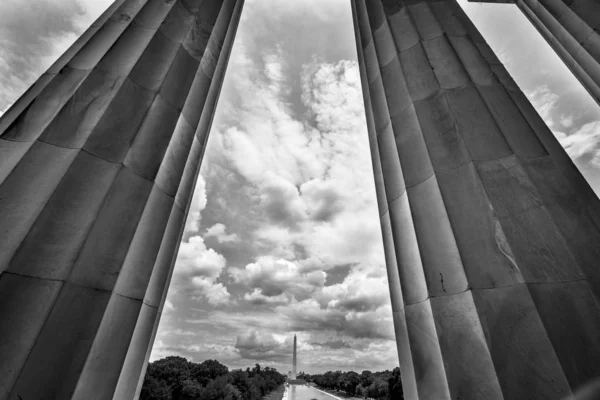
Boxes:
[351,0,600,399]
[0,0,243,399]
[471,0,600,109]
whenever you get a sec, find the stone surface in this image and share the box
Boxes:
[2,0,600,399]
[352,0,600,398]
[0,0,244,398]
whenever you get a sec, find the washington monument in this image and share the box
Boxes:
[1,0,600,399]
[292,334,297,380]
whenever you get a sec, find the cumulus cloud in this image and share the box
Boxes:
[0,0,113,115]
[232,261,392,341]
[525,85,559,127]
[213,57,384,267]
[276,298,394,341]
[523,85,600,173]
[151,339,240,364]
[235,331,290,362]
[192,278,233,306]
[301,179,345,222]
[262,263,393,341]
[258,171,307,227]
[163,300,175,312]
[195,38,392,369]
[230,256,326,301]
[316,265,389,312]
[176,236,226,281]
[173,235,233,306]
[313,339,352,349]
[184,176,208,235]
[560,114,574,128]
[243,289,290,306]
[555,122,600,167]
[204,223,240,243]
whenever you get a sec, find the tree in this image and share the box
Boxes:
[192,359,229,386]
[140,357,285,400]
[361,370,374,389]
[368,379,389,399]
[387,367,403,400]
[339,371,361,395]
[356,383,368,398]
[139,374,172,400]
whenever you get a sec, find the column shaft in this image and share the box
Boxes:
[516,0,600,103]
[0,0,244,399]
[352,0,600,399]
[469,0,600,113]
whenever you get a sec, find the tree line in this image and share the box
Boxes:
[297,368,403,399]
[140,357,286,400]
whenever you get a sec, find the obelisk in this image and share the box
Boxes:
[292,334,297,380]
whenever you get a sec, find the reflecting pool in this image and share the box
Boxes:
[286,385,361,400]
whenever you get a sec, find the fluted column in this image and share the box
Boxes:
[0,0,243,399]
[470,0,600,106]
[466,0,600,229]
[352,0,600,399]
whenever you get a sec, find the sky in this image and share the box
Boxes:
[2,0,600,375]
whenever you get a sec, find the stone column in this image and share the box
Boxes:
[472,0,600,108]
[351,0,600,399]
[0,0,243,399]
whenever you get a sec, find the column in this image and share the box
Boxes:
[471,0,600,108]
[518,0,600,102]
[0,0,244,399]
[351,0,600,399]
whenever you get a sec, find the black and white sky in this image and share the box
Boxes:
[2,0,600,375]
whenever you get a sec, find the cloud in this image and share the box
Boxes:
[560,114,574,128]
[525,85,559,127]
[313,339,352,350]
[234,331,290,362]
[174,230,232,306]
[212,58,384,267]
[193,50,393,367]
[301,179,345,222]
[243,289,290,306]
[230,256,326,301]
[161,328,196,337]
[316,265,390,312]
[204,223,240,243]
[184,176,208,235]
[151,340,240,364]
[258,171,307,227]
[192,278,233,307]
[176,236,226,281]
[231,261,392,340]
[0,0,113,115]
[164,300,175,312]
[268,263,393,341]
[276,298,394,340]
[555,121,600,167]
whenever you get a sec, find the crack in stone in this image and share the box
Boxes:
[440,272,446,292]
